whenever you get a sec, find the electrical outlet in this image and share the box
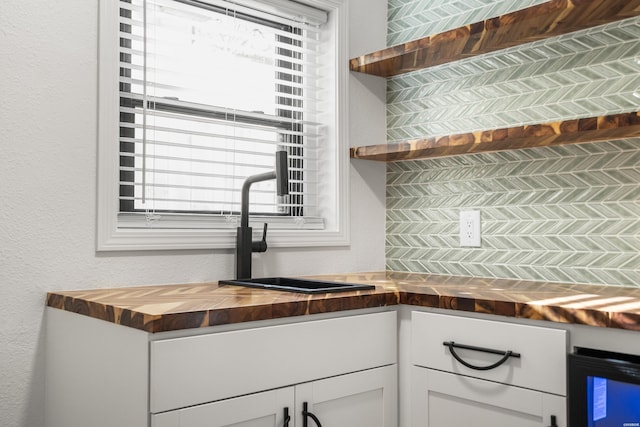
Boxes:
[460,210,481,247]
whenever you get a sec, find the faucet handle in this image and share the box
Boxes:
[252,223,268,253]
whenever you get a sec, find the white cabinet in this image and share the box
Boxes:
[410,311,567,427]
[46,303,577,427]
[153,364,397,427]
[45,308,397,427]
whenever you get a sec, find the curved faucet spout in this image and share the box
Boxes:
[240,170,276,228]
[235,151,289,279]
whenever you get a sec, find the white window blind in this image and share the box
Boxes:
[118,0,327,225]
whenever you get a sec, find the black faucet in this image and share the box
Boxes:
[235,150,289,279]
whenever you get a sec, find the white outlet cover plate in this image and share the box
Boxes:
[460,210,481,247]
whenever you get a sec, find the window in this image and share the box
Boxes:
[97,0,349,250]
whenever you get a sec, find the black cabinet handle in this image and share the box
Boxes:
[443,341,521,371]
[302,402,322,427]
[283,407,291,427]
[548,415,558,427]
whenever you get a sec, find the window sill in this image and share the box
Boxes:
[97,214,348,251]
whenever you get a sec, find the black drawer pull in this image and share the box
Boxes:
[302,402,322,427]
[443,341,521,371]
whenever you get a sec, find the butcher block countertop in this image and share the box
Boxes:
[46,272,640,333]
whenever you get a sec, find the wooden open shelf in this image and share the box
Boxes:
[350,112,640,162]
[350,0,640,77]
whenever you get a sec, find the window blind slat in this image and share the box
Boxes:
[120,20,320,49]
[118,93,322,126]
[120,45,320,69]
[118,107,322,133]
[119,124,321,146]
[119,139,319,160]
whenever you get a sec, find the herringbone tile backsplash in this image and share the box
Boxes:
[385,1,640,287]
[388,0,548,47]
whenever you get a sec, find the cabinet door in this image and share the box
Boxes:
[411,367,565,427]
[295,365,397,427]
[152,387,294,427]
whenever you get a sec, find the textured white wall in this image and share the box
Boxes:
[0,0,387,426]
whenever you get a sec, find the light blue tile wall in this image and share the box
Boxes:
[385,1,640,287]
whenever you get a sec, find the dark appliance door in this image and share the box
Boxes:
[569,347,640,427]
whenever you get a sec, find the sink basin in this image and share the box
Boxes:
[218,277,375,294]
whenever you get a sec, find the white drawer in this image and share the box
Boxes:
[411,311,566,395]
[150,311,397,413]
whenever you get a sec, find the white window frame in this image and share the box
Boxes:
[96,0,350,251]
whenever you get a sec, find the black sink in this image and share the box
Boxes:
[218,277,375,294]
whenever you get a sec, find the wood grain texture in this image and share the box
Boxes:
[350,0,640,77]
[47,271,640,332]
[350,112,640,162]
